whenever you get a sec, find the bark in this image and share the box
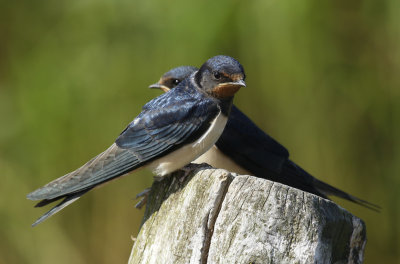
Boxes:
[129,164,366,264]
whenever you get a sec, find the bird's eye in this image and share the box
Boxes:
[213,71,221,80]
[172,79,180,85]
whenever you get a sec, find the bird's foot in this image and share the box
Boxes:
[134,188,151,209]
[177,163,197,183]
[177,163,210,183]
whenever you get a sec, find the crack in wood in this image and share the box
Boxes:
[129,165,367,264]
[200,171,232,264]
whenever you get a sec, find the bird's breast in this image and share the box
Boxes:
[147,111,228,178]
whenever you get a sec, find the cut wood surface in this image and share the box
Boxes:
[129,164,366,264]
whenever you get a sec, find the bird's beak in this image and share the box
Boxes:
[149,83,170,93]
[233,79,246,88]
[219,79,246,89]
[149,83,161,89]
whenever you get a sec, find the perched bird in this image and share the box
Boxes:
[27,55,246,226]
[149,66,379,211]
[149,66,198,93]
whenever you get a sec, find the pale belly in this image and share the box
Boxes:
[147,112,228,177]
[193,145,252,176]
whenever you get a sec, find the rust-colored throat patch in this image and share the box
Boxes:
[212,83,242,98]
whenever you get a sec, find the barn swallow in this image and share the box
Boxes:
[149,66,379,211]
[27,55,246,226]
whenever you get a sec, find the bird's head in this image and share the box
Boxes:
[195,55,246,99]
[149,66,198,92]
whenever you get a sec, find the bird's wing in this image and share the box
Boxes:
[27,91,219,201]
[27,143,138,200]
[116,96,219,156]
[216,105,289,174]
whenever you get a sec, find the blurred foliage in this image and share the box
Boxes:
[0,0,399,263]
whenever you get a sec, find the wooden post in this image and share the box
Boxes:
[129,164,366,264]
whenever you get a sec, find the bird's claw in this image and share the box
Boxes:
[134,188,151,209]
[178,163,210,183]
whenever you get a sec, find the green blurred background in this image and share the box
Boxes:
[0,0,399,263]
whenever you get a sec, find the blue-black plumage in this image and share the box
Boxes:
[149,66,380,211]
[27,55,246,226]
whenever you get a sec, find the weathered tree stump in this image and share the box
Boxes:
[129,164,366,264]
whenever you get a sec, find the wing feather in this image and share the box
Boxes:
[28,86,218,202]
[27,144,139,200]
[27,84,220,225]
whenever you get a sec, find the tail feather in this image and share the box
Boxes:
[28,143,141,226]
[31,189,91,227]
[287,160,380,212]
[312,178,381,212]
